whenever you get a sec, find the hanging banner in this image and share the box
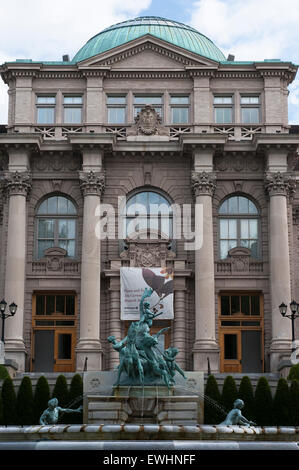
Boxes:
[120,267,174,320]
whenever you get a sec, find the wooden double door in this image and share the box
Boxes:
[220,329,263,373]
[32,328,76,372]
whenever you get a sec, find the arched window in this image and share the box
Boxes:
[36,195,77,259]
[122,190,173,239]
[219,195,259,259]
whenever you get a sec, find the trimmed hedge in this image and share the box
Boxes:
[273,378,290,426]
[221,375,238,412]
[33,375,50,424]
[1,376,17,425]
[289,379,299,426]
[254,376,273,425]
[0,365,10,381]
[238,376,255,422]
[17,376,34,425]
[204,374,224,424]
[288,364,299,381]
[63,373,83,424]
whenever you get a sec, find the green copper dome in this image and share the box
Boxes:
[73,16,225,63]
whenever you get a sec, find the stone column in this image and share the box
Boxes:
[76,170,105,371]
[173,289,186,369]
[109,286,122,369]
[191,170,219,371]
[265,171,296,371]
[4,171,31,371]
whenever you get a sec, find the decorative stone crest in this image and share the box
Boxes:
[191,171,216,197]
[79,170,105,197]
[228,247,251,273]
[4,171,32,197]
[120,239,175,267]
[264,171,296,199]
[127,105,169,136]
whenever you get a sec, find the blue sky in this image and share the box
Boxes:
[1,0,299,123]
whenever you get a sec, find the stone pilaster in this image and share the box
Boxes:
[76,170,105,371]
[191,171,219,372]
[109,288,122,370]
[173,289,186,369]
[3,171,31,371]
[265,171,296,370]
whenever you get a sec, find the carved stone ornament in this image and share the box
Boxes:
[191,171,216,197]
[264,172,296,199]
[127,105,169,137]
[228,247,251,273]
[79,170,105,197]
[120,239,175,267]
[4,171,32,197]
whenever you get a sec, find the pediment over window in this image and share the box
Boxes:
[77,36,220,71]
[43,247,67,257]
[228,247,252,257]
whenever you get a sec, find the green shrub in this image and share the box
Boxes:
[254,377,273,426]
[273,378,290,426]
[52,375,69,423]
[238,376,255,422]
[33,376,50,424]
[17,376,34,425]
[289,379,299,426]
[0,365,10,381]
[221,375,238,413]
[1,376,17,425]
[287,364,299,381]
[63,374,83,424]
[204,374,224,424]
[0,392,3,425]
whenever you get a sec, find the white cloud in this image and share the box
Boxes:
[189,0,299,122]
[0,0,151,123]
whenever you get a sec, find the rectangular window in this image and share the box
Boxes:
[36,96,56,124]
[133,95,163,119]
[34,294,76,316]
[170,95,189,124]
[107,95,126,124]
[63,95,83,123]
[214,95,233,124]
[220,294,261,316]
[241,95,260,123]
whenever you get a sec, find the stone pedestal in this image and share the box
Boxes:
[83,371,204,425]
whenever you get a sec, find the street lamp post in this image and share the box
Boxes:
[279,300,299,354]
[0,299,17,344]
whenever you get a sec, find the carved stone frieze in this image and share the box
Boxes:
[4,171,32,197]
[191,171,216,197]
[214,153,264,173]
[120,239,175,267]
[264,171,297,199]
[31,152,82,173]
[31,247,80,275]
[79,170,105,197]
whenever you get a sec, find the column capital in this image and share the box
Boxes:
[191,171,216,197]
[79,170,105,197]
[264,171,296,199]
[4,171,32,197]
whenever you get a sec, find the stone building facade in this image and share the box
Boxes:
[0,16,298,375]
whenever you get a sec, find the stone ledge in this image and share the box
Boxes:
[0,425,297,442]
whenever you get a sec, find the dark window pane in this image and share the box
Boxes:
[66,296,75,315]
[241,296,250,315]
[231,296,240,314]
[56,295,65,314]
[251,295,260,315]
[35,320,55,326]
[36,295,45,315]
[56,321,75,326]
[221,321,240,326]
[224,334,238,359]
[46,295,55,315]
[241,321,260,326]
[221,296,230,315]
[58,334,72,359]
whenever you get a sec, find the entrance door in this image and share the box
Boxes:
[221,331,242,372]
[54,329,76,372]
[241,330,262,372]
[32,329,75,372]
